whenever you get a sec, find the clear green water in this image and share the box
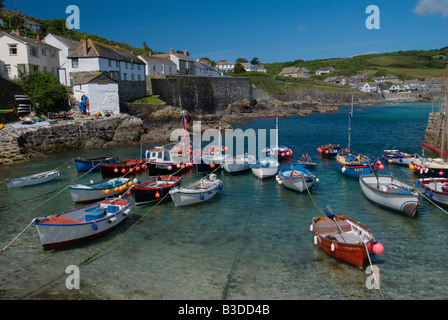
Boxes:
[1,102,447,300]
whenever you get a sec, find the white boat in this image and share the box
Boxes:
[277,164,318,192]
[6,170,60,189]
[223,154,256,174]
[250,158,279,179]
[68,177,131,204]
[33,198,133,250]
[417,177,448,206]
[382,150,416,165]
[359,174,420,217]
[169,174,222,207]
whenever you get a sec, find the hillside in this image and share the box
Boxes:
[263,48,448,81]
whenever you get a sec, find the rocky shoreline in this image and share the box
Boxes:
[0,88,438,166]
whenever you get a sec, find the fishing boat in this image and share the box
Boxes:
[6,170,60,189]
[261,118,293,161]
[382,150,416,165]
[277,164,318,192]
[99,159,145,178]
[310,206,378,268]
[68,177,131,204]
[336,152,374,179]
[250,158,280,179]
[74,155,118,173]
[416,177,448,206]
[359,174,420,217]
[317,144,346,158]
[33,198,133,250]
[336,98,380,179]
[169,174,222,207]
[413,54,448,177]
[131,175,181,206]
[193,146,228,173]
[223,154,256,174]
[296,160,318,170]
[145,145,191,176]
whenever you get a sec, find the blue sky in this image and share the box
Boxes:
[4,0,448,63]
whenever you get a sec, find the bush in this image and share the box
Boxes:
[16,72,67,115]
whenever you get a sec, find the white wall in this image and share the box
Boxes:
[73,82,120,115]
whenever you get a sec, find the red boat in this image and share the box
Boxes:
[311,207,377,268]
[100,159,145,178]
[131,175,181,206]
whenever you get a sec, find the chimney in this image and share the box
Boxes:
[169,48,174,54]
[36,29,43,41]
[15,28,20,37]
[184,49,188,56]
[67,35,72,39]
[166,54,170,60]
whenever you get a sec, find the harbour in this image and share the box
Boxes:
[1,102,447,300]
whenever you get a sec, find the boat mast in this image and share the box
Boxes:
[445,53,448,159]
[348,95,353,152]
[276,117,279,148]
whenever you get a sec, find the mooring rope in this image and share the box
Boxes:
[418,191,448,215]
[222,175,260,300]
[0,162,102,254]
[301,175,385,300]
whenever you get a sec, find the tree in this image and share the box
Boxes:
[17,72,68,115]
[233,62,246,74]
[236,58,248,63]
[250,58,260,65]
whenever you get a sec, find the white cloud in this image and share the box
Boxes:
[414,0,448,17]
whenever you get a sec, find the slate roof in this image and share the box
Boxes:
[68,39,145,64]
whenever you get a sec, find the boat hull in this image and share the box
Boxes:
[131,176,181,206]
[359,175,420,217]
[145,161,187,176]
[68,178,130,204]
[318,144,345,158]
[170,178,222,207]
[6,170,60,189]
[100,160,144,178]
[222,156,256,174]
[417,178,448,206]
[75,156,118,172]
[33,199,132,250]
[410,159,448,178]
[250,161,279,179]
[336,154,372,179]
[311,216,374,268]
[382,150,415,165]
[277,165,316,192]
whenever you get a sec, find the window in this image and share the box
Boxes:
[153,65,155,71]
[137,64,141,70]
[116,61,119,67]
[43,66,47,72]
[138,74,141,81]
[3,64,11,74]
[8,44,17,55]
[49,50,57,58]
[131,63,134,69]
[125,62,128,69]
[108,59,112,67]
[42,48,46,56]
[30,46,39,57]
[72,58,79,68]
[123,73,127,80]
[131,74,135,80]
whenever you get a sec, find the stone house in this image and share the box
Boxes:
[279,67,310,78]
[324,76,346,85]
[156,49,194,75]
[316,67,335,75]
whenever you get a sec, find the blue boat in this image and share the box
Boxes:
[75,155,119,173]
[336,152,373,179]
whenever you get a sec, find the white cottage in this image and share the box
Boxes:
[0,31,60,80]
[138,54,178,76]
[72,72,120,115]
[43,33,82,86]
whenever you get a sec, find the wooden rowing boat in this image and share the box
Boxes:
[6,170,60,189]
[311,207,376,268]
